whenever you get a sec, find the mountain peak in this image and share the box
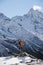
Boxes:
[28,5,42,14]
[0,12,11,21]
[0,13,7,19]
[0,13,5,17]
[27,8,38,16]
[29,8,40,13]
[27,7,42,17]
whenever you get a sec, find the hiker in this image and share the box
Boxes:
[19,39,23,51]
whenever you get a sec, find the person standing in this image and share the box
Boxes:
[19,39,23,52]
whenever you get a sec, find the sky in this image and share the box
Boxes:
[0,0,43,18]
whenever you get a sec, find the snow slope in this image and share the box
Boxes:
[0,56,43,65]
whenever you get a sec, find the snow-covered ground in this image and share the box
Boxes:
[0,56,43,65]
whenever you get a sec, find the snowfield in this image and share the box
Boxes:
[0,56,43,65]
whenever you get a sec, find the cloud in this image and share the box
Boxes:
[33,5,42,11]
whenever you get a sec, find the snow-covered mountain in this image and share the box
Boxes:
[0,8,43,59]
[12,8,43,40]
[0,8,43,40]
